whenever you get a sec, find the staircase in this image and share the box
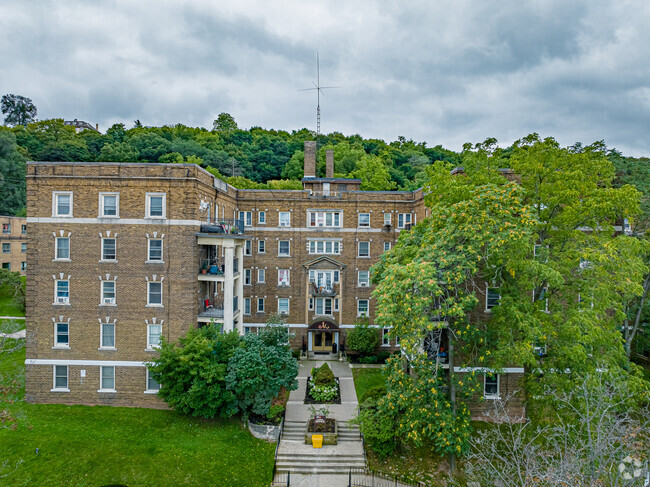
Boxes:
[307,351,340,361]
[274,420,366,474]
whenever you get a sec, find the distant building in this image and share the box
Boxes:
[63,119,100,133]
[0,215,27,275]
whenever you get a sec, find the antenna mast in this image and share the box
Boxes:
[299,53,338,147]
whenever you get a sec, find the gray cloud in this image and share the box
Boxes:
[1,0,649,155]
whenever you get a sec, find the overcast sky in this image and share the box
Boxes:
[2,1,649,156]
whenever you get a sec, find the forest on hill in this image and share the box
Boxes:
[0,114,647,217]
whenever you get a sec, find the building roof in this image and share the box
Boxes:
[64,119,100,133]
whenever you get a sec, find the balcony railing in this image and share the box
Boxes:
[310,282,338,297]
[198,298,224,319]
[199,258,224,276]
[200,218,245,235]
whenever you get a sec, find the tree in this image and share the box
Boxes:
[349,154,396,191]
[0,269,25,314]
[0,129,26,216]
[213,113,238,132]
[1,94,37,126]
[346,319,380,355]
[147,325,240,418]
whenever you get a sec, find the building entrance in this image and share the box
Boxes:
[312,330,333,352]
[308,319,339,353]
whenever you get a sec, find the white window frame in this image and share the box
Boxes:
[278,298,290,315]
[278,212,291,227]
[145,369,160,393]
[257,240,266,254]
[244,269,252,286]
[382,328,391,347]
[244,240,252,256]
[1,223,9,234]
[99,192,119,218]
[101,281,116,306]
[358,270,370,287]
[100,323,116,349]
[308,211,342,228]
[484,374,500,399]
[486,285,500,311]
[257,298,265,313]
[384,213,391,226]
[239,211,253,227]
[383,241,391,252]
[99,366,116,392]
[53,191,73,217]
[55,237,70,261]
[101,237,116,261]
[244,297,251,315]
[358,241,370,258]
[21,224,26,234]
[21,242,26,253]
[52,365,69,392]
[54,280,70,305]
[258,211,266,224]
[147,238,163,262]
[358,212,371,227]
[54,322,69,348]
[146,193,166,219]
[308,240,341,255]
[315,297,334,316]
[278,240,290,257]
[147,281,163,307]
[257,268,266,283]
[21,261,26,271]
[397,213,412,229]
[147,324,162,349]
[357,299,369,317]
[1,242,9,254]
[278,269,290,286]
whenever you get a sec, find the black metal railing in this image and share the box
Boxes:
[271,411,288,485]
[200,218,245,235]
[348,467,425,487]
[271,471,290,487]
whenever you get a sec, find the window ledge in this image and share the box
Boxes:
[99,259,118,263]
[277,255,291,258]
[144,390,159,395]
[52,302,70,306]
[97,389,117,394]
[145,216,165,220]
[357,256,371,259]
[51,388,70,393]
[52,346,70,350]
[144,348,160,352]
[381,344,391,348]
[98,216,120,219]
[53,258,71,262]
[145,260,164,264]
[98,347,117,351]
[145,304,164,308]
[99,303,117,307]
[484,395,501,400]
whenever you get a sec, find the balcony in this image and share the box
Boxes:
[310,282,338,297]
[198,298,224,321]
[200,218,245,236]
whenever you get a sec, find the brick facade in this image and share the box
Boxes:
[0,215,27,275]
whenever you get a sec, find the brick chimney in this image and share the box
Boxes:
[326,150,334,178]
[304,141,316,178]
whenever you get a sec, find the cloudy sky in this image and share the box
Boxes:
[2,1,650,156]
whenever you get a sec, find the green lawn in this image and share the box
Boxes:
[0,278,25,317]
[0,347,275,486]
[351,367,385,402]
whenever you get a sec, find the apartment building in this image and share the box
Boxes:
[0,215,27,275]
[24,142,523,416]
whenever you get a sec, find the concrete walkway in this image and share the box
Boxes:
[0,329,26,339]
[0,316,26,320]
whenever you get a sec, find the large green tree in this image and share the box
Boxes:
[0,128,26,216]
[1,94,37,127]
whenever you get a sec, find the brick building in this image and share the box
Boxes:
[24,142,524,417]
[0,215,27,275]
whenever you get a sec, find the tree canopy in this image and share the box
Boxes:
[1,94,37,127]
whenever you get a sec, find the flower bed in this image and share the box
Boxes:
[304,377,341,404]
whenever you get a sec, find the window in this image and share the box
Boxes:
[358,213,370,227]
[244,240,252,256]
[146,370,160,392]
[101,323,115,348]
[279,212,291,227]
[278,269,290,286]
[239,211,253,227]
[308,240,341,255]
[397,213,412,229]
[315,297,335,315]
[257,268,265,283]
[382,328,391,346]
[484,374,499,398]
[101,238,116,261]
[244,297,251,315]
[308,211,341,228]
[383,242,391,252]
[278,241,290,256]
[21,242,26,253]
[244,269,252,285]
[147,324,162,349]
[54,322,69,347]
[384,213,391,226]
[99,193,119,217]
[55,237,69,260]
[53,192,73,217]
[1,243,9,254]
[147,282,162,306]
[533,287,549,312]
[309,270,339,288]
[21,262,26,271]
[21,224,26,235]
[1,263,10,270]
[486,286,500,310]
[53,365,68,391]
[100,366,115,391]
[2,223,9,234]
[257,298,265,313]
[55,280,69,304]
[147,239,163,262]
[278,298,290,315]
[257,240,265,254]
[101,281,116,305]
[358,299,369,317]
[258,211,266,224]
[358,270,370,287]
[309,297,314,310]
[146,193,166,219]
[358,242,370,257]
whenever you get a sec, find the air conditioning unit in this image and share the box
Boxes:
[56,297,68,304]
[104,298,115,305]
[359,282,369,288]
[280,310,288,315]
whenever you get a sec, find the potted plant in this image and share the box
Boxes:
[201,262,208,275]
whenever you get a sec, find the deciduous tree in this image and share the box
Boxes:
[1,94,36,127]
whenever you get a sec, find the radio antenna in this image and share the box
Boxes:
[299,53,339,148]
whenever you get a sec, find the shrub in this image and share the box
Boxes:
[310,382,339,403]
[353,397,401,459]
[360,384,387,405]
[291,349,301,360]
[377,351,391,363]
[266,404,285,423]
[347,319,380,355]
[358,355,378,364]
[314,363,336,387]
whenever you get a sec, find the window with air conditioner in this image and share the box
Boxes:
[357,299,369,317]
[358,241,370,257]
[278,298,290,315]
[55,280,69,304]
[358,213,370,227]
[101,281,116,305]
[279,212,291,227]
[358,270,370,287]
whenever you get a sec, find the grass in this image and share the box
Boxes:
[351,367,385,403]
[0,281,25,317]
[0,346,275,486]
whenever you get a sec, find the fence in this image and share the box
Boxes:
[348,467,427,487]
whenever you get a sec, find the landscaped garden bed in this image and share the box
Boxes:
[304,363,341,404]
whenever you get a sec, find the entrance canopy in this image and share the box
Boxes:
[308,316,339,330]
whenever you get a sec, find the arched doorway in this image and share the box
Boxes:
[308,318,339,353]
